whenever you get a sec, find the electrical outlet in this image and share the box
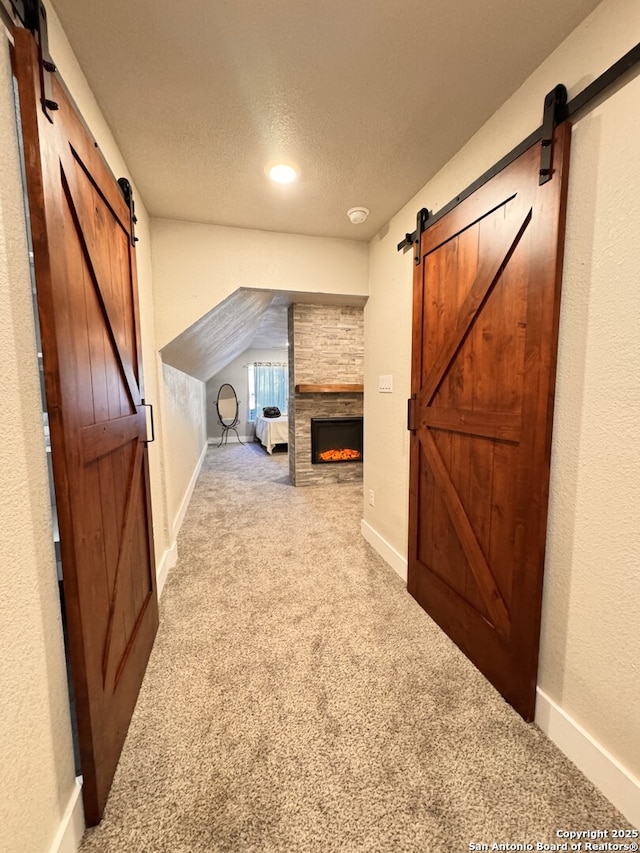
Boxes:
[368,489,375,506]
[378,374,393,393]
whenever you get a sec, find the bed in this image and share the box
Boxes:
[254,414,289,454]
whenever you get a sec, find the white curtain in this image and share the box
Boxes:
[250,362,288,420]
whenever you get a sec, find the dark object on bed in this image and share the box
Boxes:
[263,406,281,418]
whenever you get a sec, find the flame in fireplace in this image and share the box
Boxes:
[318,448,362,462]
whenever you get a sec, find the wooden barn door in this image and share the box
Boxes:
[407,125,571,720]
[13,30,159,823]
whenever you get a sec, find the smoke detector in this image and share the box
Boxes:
[347,206,369,225]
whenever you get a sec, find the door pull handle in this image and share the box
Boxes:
[141,400,155,443]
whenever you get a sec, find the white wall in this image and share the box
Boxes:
[0,32,78,853]
[363,0,640,817]
[539,65,640,781]
[161,364,207,541]
[206,348,289,440]
[151,218,369,349]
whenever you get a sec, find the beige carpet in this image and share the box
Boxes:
[80,442,630,852]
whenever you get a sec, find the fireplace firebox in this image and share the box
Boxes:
[310,417,363,464]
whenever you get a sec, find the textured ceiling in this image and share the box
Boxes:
[50,0,602,243]
[161,289,367,382]
[160,289,275,380]
[50,0,602,379]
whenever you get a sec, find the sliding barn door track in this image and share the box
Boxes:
[398,41,640,262]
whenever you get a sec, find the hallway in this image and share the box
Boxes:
[80,443,629,851]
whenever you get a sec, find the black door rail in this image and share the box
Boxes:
[399,41,640,262]
[3,0,58,120]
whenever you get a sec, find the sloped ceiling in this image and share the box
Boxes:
[160,289,367,381]
[249,293,292,351]
[160,290,275,381]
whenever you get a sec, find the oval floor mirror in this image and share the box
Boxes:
[215,383,244,447]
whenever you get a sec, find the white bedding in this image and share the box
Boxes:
[254,415,288,454]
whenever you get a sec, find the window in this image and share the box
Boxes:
[248,362,288,421]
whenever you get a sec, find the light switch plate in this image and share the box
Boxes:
[378,374,393,393]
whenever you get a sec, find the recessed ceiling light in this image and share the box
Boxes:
[269,164,298,184]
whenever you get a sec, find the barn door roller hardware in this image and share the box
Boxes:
[398,41,640,257]
[117,178,139,246]
[397,207,430,264]
[5,0,58,120]
[539,84,567,185]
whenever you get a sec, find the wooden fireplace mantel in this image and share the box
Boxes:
[294,383,364,394]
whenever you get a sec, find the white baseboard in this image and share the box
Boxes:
[360,519,408,582]
[156,540,178,598]
[50,777,84,853]
[171,441,208,541]
[535,688,640,829]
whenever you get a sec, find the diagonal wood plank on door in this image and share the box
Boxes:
[419,428,511,636]
[101,438,150,687]
[421,201,532,407]
[60,155,141,409]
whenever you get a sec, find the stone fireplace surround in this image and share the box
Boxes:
[288,303,364,486]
